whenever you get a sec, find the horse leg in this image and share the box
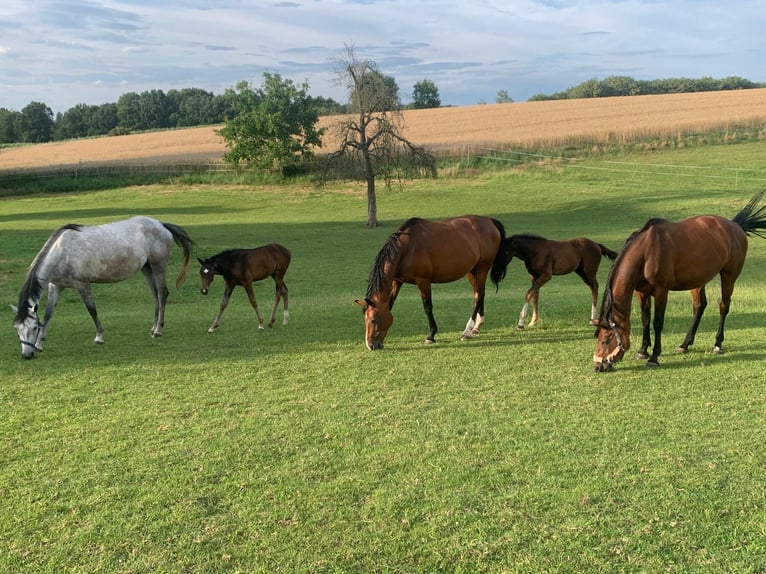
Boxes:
[461,273,486,340]
[678,287,707,353]
[713,276,736,354]
[519,274,550,328]
[37,283,61,349]
[267,277,287,328]
[636,292,651,360]
[208,284,235,333]
[473,291,486,334]
[142,264,168,337]
[76,284,105,344]
[244,282,265,330]
[389,280,402,310]
[646,291,669,367]
[280,281,289,326]
[577,269,600,325]
[417,282,437,344]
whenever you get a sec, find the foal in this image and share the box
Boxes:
[503,234,617,328]
[198,244,290,333]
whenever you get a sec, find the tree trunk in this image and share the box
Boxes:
[363,148,378,227]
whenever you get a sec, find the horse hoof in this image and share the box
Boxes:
[424,338,435,345]
[516,325,525,331]
[645,360,660,368]
[712,346,723,355]
[258,325,265,331]
[636,352,648,360]
[676,346,688,354]
[206,328,216,334]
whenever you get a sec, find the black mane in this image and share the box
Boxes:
[15,224,82,322]
[597,217,667,325]
[208,248,248,267]
[365,218,423,299]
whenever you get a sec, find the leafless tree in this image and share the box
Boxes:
[326,44,435,227]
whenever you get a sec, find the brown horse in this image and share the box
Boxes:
[355,215,510,350]
[198,244,291,333]
[593,192,766,371]
[503,234,617,329]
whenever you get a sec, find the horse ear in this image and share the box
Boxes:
[197,256,205,265]
[355,299,374,310]
[10,304,18,313]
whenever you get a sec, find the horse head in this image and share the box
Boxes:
[197,257,216,295]
[355,298,393,350]
[11,303,42,359]
[592,318,630,372]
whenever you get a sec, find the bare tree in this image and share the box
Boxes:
[326,44,435,227]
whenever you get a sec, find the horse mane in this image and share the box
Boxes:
[365,218,424,299]
[503,232,547,261]
[209,249,246,265]
[598,217,667,325]
[15,223,82,322]
[509,232,546,242]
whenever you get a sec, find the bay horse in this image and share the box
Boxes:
[355,215,510,350]
[593,191,766,371]
[503,234,617,328]
[12,216,194,359]
[197,244,291,333]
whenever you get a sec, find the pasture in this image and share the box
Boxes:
[2,142,766,572]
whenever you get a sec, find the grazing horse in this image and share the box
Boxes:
[503,234,617,328]
[12,216,193,359]
[355,215,510,350]
[593,192,766,371]
[198,244,291,333]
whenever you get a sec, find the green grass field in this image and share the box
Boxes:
[2,143,766,572]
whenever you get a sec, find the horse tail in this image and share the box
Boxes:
[598,243,619,260]
[732,191,766,239]
[490,218,511,290]
[162,222,195,287]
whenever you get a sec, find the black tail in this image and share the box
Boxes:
[490,218,511,290]
[598,243,619,260]
[162,222,195,287]
[732,191,766,238]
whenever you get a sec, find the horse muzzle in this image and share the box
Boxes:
[593,357,615,372]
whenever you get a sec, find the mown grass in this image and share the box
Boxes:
[2,142,766,572]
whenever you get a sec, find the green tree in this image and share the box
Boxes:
[167,88,225,127]
[412,79,441,109]
[326,44,435,227]
[19,101,54,143]
[0,108,21,143]
[116,92,142,132]
[495,90,514,104]
[217,73,324,174]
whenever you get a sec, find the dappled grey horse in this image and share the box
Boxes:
[12,216,193,358]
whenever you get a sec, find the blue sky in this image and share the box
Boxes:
[1,0,763,113]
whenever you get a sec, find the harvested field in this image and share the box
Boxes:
[2,88,766,171]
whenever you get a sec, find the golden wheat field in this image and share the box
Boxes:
[2,89,766,171]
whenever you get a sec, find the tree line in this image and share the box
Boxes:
[528,75,763,101]
[0,87,348,146]
[0,77,441,146]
